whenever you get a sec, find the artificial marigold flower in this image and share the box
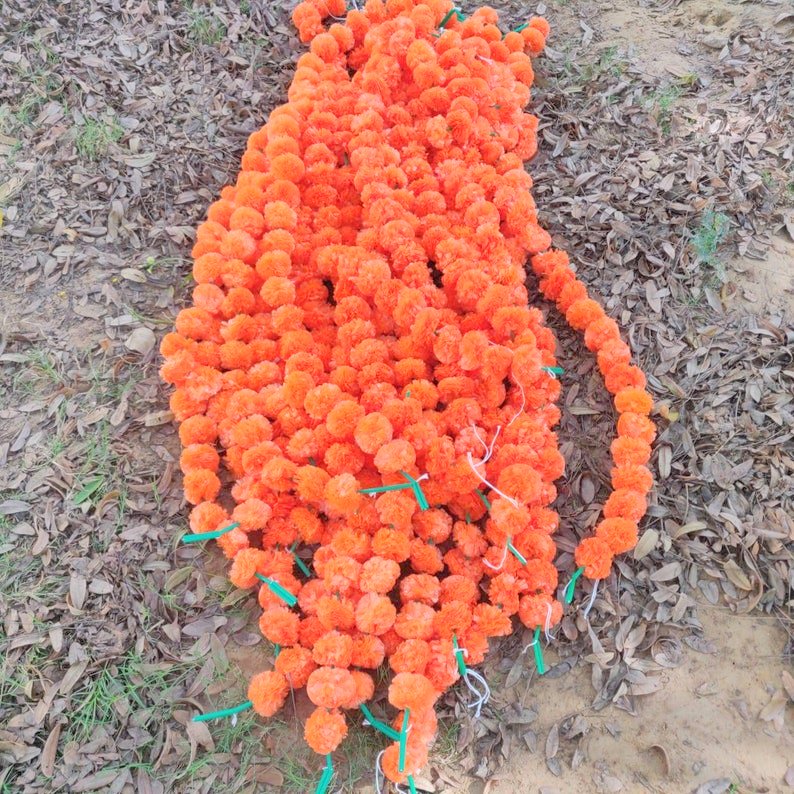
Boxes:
[306,666,357,709]
[575,536,614,580]
[595,517,640,554]
[248,670,289,717]
[517,593,562,630]
[259,606,300,646]
[351,634,386,668]
[603,488,648,522]
[359,556,401,594]
[611,464,654,494]
[388,672,439,712]
[274,645,316,689]
[355,592,397,635]
[183,469,221,505]
[312,630,354,668]
[390,639,432,674]
[304,707,348,755]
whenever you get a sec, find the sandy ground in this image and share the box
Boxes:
[494,607,792,793]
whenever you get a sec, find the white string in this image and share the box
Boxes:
[482,540,509,571]
[507,380,526,428]
[543,601,554,643]
[374,750,386,794]
[521,630,539,654]
[466,451,519,508]
[471,424,490,458]
[453,645,469,659]
[462,669,491,718]
[582,579,599,620]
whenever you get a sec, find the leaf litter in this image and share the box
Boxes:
[0,0,792,791]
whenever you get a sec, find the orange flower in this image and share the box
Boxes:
[304,707,348,755]
[388,672,439,712]
[259,606,300,646]
[574,536,614,580]
[306,666,357,709]
[275,645,316,689]
[359,556,401,593]
[355,592,397,635]
[595,517,639,554]
[312,630,354,668]
[248,670,289,717]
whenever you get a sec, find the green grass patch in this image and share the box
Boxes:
[74,116,124,160]
[691,210,730,282]
[187,7,227,46]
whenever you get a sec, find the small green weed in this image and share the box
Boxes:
[75,116,124,160]
[187,8,227,46]
[67,652,195,744]
[691,210,730,282]
[647,85,684,135]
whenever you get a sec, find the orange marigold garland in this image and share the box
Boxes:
[164,1,654,789]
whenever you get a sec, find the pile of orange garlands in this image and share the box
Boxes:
[161,0,655,789]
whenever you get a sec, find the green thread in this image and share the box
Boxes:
[398,708,410,773]
[315,754,334,794]
[360,703,400,740]
[507,538,527,566]
[181,521,239,543]
[564,566,585,604]
[192,700,252,722]
[255,574,297,607]
[533,626,545,675]
[289,540,312,577]
[475,489,492,511]
[408,776,418,794]
[452,634,467,676]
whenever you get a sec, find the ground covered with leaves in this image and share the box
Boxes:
[0,1,791,792]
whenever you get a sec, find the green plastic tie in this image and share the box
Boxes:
[408,776,418,794]
[542,366,565,378]
[309,457,317,466]
[513,22,528,33]
[255,574,297,607]
[398,708,410,773]
[182,521,240,544]
[274,643,281,658]
[315,754,334,794]
[405,390,411,398]
[475,489,492,511]
[533,626,546,676]
[192,699,252,722]
[399,470,429,511]
[359,482,413,495]
[564,566,585,605]
[507,538,527,566]
[360,703,400,741]
[289,540,312,578]
[452,634,467,676]
[438,7,464,28]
